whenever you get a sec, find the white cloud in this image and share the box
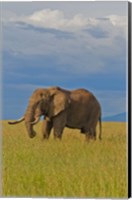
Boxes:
[4,9,87,31]
[4,8,127,35]
[3,9,128,75]
[17,9,93,32]
[109,15,127,27]
[28,9,67,29]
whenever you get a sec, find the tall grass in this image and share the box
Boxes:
[2,121,127,197]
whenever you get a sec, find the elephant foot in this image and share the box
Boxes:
[54,135,62,140]
[43,134,50,140]
[54,132,62,140]
[85,133,96,142]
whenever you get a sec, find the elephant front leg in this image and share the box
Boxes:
[42,118,53,139]
[53,112,66,140]
[53,127,64,140]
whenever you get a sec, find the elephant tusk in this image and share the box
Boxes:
[30,116,40,125]
[8,117,25,125]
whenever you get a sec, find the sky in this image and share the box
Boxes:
[2,1,128,120]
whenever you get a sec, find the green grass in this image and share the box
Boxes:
[2,121,128,197]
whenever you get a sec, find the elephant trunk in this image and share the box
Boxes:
[25,121,36,138]
[24,102,42,138]
[24,105,37,138]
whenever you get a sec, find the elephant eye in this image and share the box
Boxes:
[40,93,43,97]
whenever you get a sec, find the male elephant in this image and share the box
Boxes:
[8,86,102,141]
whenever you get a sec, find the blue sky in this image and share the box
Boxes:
[2,1,128,119]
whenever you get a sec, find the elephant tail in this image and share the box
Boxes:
[99,114,102,140]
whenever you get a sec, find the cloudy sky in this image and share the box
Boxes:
[2,1,128,119]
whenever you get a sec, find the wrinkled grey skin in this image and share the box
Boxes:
[8,87,102,141]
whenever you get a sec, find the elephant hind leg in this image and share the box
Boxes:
[90,128,96,140]
[92,130,96,140]
[85,128,96,141]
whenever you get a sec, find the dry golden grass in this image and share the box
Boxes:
[2,121,128,197]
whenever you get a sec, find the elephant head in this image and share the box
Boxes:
[8,87,70,138]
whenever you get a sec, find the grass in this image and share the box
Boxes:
[2,121,128,197]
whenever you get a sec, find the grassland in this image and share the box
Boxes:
[2,121,127,197]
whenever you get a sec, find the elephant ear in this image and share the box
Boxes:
[49,89,70,117]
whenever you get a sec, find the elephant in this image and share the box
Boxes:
[8,86,102,141]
